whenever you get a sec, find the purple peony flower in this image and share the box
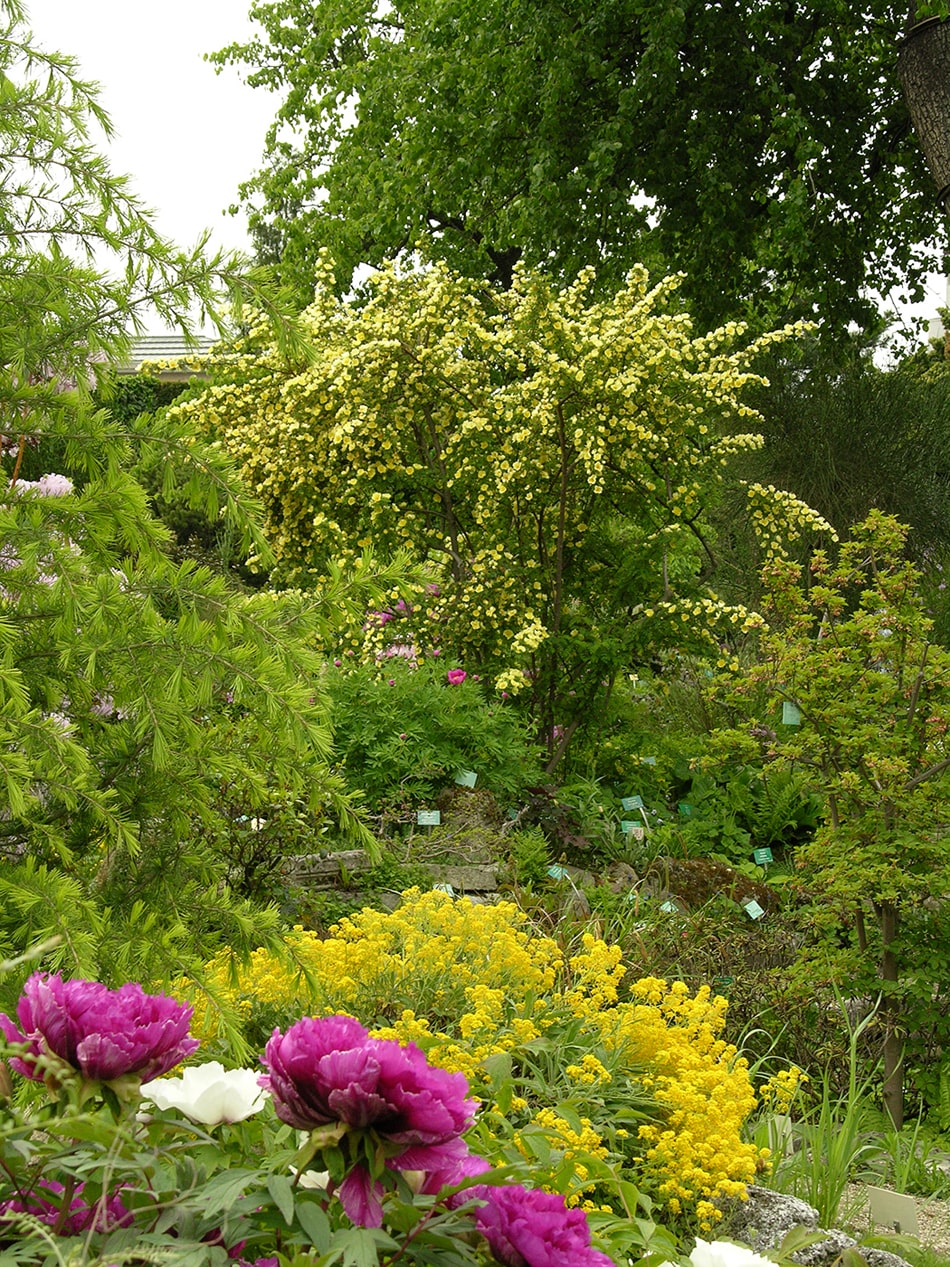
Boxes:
[473,1185,614,1267]
[0,1179,131,1236]
[261,1015,478,1226]
[262,1016,476,1140]
[446,669,467,685]
[0,973,199,1086]
[394,1135,491,1199]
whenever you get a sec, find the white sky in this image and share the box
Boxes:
[24,0,273,257]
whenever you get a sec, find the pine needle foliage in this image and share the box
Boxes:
[0,2,379,1014]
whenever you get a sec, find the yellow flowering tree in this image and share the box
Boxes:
[172,259,830,761]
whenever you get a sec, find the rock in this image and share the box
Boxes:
[723,1186,911,1267]
[606,861,640,892]
[642,857,776,911]
[282,849,372,887]
[429,863,499,892]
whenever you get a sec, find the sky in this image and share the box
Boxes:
[24,0,274,259]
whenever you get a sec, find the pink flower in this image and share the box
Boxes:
[472,1185,613,1267]
[0,1179,131,1235]
[402,1136,491,1198]
[0,973,199,1086]
[446,669,467,685]
[261,1016,478,1225]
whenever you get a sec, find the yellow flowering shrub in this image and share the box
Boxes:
[592,979,765,1217]
[198,890,782,1228]
[169,258,832,750]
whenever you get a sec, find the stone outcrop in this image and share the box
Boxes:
[723,1186,911,1267]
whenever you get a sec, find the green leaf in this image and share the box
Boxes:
[267,1172,296,1226]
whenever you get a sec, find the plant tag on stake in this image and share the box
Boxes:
[640,756,657,766]
[621,795,644,811]
[678,802,692,817]
[782,701,801,726]
[865,1186,918,1235]
[432,882,455,896]
[547,864,569,881]
[660,900,678,913]
[753,846,774,866]
[454,769,477,788]
[743,898,765,920]
[417,810,441,827]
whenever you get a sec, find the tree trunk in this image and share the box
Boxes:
[898,13,950,214]
[879,900,904,1129]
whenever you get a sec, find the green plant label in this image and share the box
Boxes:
[547,864,569,880]
[454,769,478,787]
[622,795,644,811]
[432,882,454,895]
[640,756,657,765]
[417,810,441,826]
[782,700,801,725]
[865,1186,919,1235]
[660,899,678,912]
[507,807,519,820]
[712,975,734,996]
[620,819,637,833]
[752,846,774,865]
[743,899,765,920]
[678,802,692,816]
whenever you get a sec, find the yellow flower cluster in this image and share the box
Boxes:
[745,482,838,559]
[566,1054,613,1086]
[757,1065,806,1115]
[593,979,766,1223]
[198,892,783,1227]
[517,1107,611,1204]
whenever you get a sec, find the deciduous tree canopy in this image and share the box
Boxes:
[216,0,943,336]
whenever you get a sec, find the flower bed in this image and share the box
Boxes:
[198,889,794,1227]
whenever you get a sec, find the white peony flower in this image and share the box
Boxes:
[689,1240,775,1267]
[142,1061,268,1125]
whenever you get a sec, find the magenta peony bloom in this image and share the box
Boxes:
[473,1185,614,1267]
[394,1136,491,1198]
[262,1016,476,1140]
[0,1180,131,1236]
[0,973,199,1085]
[446,669,467,685]
[261,1015,479,1226]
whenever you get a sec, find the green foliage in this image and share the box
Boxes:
[758,1011,883,1227]
[736,350,950,569]
[501,827,552,889]
[174,256,831,761]
[0,4,391,1004]
[649,764,821,868]
[214,0,940,339]
[326,660,543,816]
[713,511,950,1125]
